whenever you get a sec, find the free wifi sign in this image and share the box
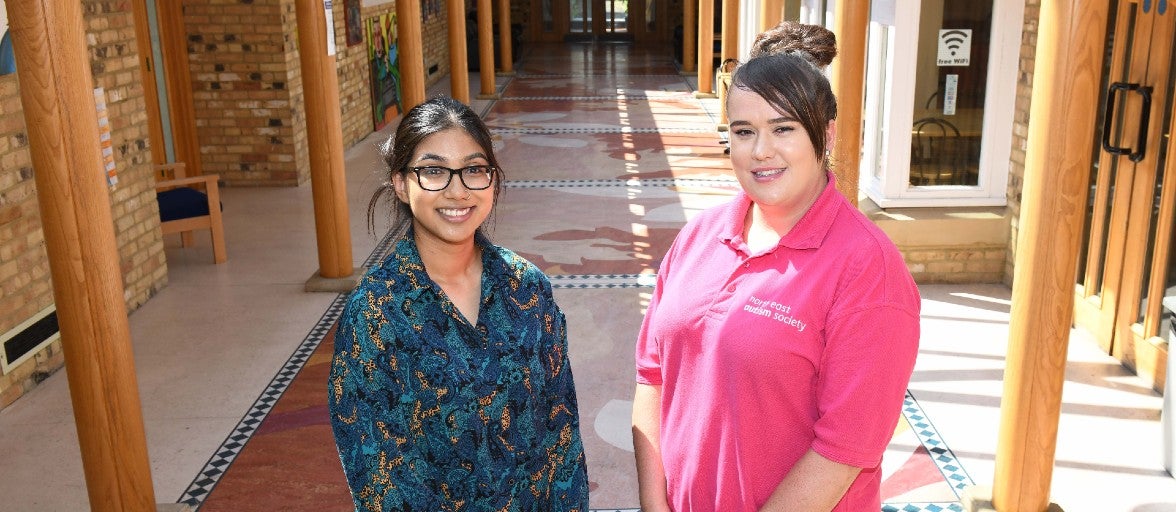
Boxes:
[937,29,972,66]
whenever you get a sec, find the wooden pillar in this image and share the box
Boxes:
[5,1,156,510]
[759,0,784,32]
[447,0,470,103]
[397,0,427,110]
[829,0,868,205]
[496,0,513,74]
[696,0,715,95]
[993,1,1108,510]
[720,0,739,62]
[682,0,697,72]
[476,0,497,98]
[295,0,354,279]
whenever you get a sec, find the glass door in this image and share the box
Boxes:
[1076,0,1173,390]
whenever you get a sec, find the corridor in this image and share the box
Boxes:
[0,42,1172,512]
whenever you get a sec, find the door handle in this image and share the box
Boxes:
[1131,85,1153,162]
[1101,81,1154,162]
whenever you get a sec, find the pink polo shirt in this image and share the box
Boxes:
[635,175,920,512]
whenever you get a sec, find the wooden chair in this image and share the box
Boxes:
[154,162,226,263]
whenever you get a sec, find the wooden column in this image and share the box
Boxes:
[397,0,427,110]
[721,0,739,62]
[759,0,785,32]
[295,0,354,280]
[696,0,715,95]
[829,0,868,205]
[476,0,497,98]
[447,0,470,103]
[993,1,1108,510]
[496,0,513,74]
[5,1,156,510]
[682,0,697,72]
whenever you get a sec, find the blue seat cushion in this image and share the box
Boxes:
[157,188,221,222]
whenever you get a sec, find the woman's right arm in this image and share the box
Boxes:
[328,297,390,511]
[632,383,671,512]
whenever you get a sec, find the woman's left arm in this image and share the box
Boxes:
[758,450,860,512]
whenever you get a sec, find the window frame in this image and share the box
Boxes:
[860,0,1025,208]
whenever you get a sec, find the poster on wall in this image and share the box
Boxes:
[94,87,117,188]
[423,0,441,20]
[345,0,363,46]
[367,13,401,130]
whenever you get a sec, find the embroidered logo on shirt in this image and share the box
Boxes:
[743,295,807,332]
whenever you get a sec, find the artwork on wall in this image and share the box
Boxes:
[423,0,441,20]
[345,0,363,46]
[367,13,401,130]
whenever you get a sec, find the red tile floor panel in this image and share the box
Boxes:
[485,98,714,133]
[512,43,681,76]
[502,75,693,98]
[492,184,736,274]
[197,323,352,512]
[493,132,732,183]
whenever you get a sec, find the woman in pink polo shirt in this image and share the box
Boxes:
[632,22,921,512]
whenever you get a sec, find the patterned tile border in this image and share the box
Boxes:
[504,177,739,189]
[549,273,656,289]
[882,503,966,512]
[177,293,349,508]
[513,73,687,78]
[491,126,716,134]
[500,94,695,101]
[901,391,975,497]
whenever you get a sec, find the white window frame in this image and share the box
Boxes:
[860,0,1025,208]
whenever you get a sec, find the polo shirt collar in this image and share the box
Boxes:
[718,171,842,252]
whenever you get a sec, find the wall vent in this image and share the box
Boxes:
[1,305,60,374]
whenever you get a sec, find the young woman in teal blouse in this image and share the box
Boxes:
[328,97,589,511]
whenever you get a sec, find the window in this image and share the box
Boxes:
[860,0,1024,207]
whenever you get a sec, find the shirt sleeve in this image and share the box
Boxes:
[811,261,921,469]
[328,291,401,511]
[539,289,590,510]
[636,232,684,386]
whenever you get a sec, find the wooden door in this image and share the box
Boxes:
[131,0,201,175]
[1076,0,1172,391]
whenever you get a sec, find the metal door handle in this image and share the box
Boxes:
[1101,81,1154,162]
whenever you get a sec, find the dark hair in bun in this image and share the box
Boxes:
[731,21,838,158]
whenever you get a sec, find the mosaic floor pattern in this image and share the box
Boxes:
[178,42,973,511]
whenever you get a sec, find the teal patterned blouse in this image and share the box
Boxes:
[328,231,589,511]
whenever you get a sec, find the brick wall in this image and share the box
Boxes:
[1,1,166,411]
[185,0,306,186]
[0,74,57,410]
[185,0,449,184]
[903,245,1008,284]
[1006,1,1038,285]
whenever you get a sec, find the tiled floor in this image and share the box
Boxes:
[1,42,1174,511]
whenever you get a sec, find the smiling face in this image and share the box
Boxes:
[393,128,496,251]
[727,86,834,222]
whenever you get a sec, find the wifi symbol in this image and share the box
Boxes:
[940,30,968,57]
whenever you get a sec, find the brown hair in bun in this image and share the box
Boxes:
[749,21,837,67]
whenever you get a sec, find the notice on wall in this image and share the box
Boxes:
[324,0,337,56]
[943,74,959,116]
[94,87,117,188]
[937,29,972,66]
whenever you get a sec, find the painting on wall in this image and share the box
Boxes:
[423,0,441,20]
[367,12,401,130]
[345,0,363,47]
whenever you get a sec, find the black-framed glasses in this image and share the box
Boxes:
[408,165,497,191]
